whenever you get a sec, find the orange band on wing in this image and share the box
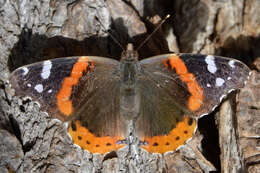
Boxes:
[56,57,94,115]
[141,116,196,154]
[164,55,203,111]
[68,121,125,154]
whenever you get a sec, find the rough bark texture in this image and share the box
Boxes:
[0,0,259,172]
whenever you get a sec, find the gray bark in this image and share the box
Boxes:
[0,0,259,172]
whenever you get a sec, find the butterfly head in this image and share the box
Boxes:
[121,43,138,62]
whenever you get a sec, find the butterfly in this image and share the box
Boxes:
[9,43,250,154]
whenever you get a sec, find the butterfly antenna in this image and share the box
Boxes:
[136,14,170,51]
[95,16,125,51]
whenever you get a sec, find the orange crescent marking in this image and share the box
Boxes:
[68,121,125,154]
[56,56,94,116]
[164,55,203,111]
[141,116,197,154]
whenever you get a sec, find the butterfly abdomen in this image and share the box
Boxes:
[119,59,141,120]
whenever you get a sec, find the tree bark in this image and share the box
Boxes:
[0,0,259,172]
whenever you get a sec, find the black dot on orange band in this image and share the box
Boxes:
[78,136,82,140]
[86,66,91,72]
[153,142,159,146]
[165,142,170,146]
[71,122,76,131]
[184,130,188,134]
[176,136,180,140]
[188,118,193,126]
[96,144,100,147]
[86,140,90,144]
[87,61,93,69]
[166,59,171,69]
[106,143,112,146]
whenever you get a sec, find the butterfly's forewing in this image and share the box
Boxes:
[10,56,126,154]
[137,54,250,153]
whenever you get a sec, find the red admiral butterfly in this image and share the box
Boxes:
[9,43,250,154]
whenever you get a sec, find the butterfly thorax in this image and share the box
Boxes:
[120,43,139,89]
[119,43,141,119]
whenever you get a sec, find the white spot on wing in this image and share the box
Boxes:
[22,67,29,76]
[212,104,218,111]
[219,94,226,102]
[205,55,217,74]
[207,83,211,87]
[48,89,52,93]
[27,83,31,87]
[34,84,43,93]
[228,60,235,68]
[227,77,231,80]
[216,78,225,87]
[41,60,52,79]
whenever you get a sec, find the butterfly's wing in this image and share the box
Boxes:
[136,53,250,153]
[10,56,126,154]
